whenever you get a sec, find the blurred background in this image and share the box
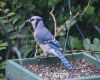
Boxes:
[0,0,100,79]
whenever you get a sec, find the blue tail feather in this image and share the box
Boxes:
[55,49,73,72]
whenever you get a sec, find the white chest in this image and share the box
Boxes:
[39,44,51,52]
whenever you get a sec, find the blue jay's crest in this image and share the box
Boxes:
[31,16,42,20]
[27,16,43,23]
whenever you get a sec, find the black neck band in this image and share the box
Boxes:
[35,19,42,27]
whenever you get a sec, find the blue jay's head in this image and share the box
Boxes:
[26,16,43,30]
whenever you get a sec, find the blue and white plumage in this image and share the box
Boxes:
[27,16,73,72]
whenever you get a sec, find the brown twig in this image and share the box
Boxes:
[78,0,90,16]
[55,12,80,37]
[72,12,80,19]
[50,7,57,37]
[66,49,100,54]
[55,0,90,37]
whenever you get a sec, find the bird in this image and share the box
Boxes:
[26,16,73,72]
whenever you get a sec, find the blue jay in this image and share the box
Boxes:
[27,16,73,72]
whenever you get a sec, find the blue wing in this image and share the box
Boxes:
[43,31,62,50]
[35,26,62,50]
[44,37,60,47]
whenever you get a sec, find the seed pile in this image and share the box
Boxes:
[25,60,100,80]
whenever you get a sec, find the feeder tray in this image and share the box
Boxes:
[6,52,100,80]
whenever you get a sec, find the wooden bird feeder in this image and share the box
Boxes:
[6,52,100,80]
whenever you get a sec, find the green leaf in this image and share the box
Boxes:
[7,12,15,17]
[59,31,66,36]
[0,16,6,19]
[48,0,61,7]
[12,16,21,25]
[86,5,95,15]
[0,42,8,47]
[91,44,96,51]
[0,19,8,24]
[12,0,18,5]
[18,33,32,39]
[0,47,6,50]
[9,32,19,39]
[73,38,82,49]
[21,44,34,58]
[69,36,82,49]
[65,19,76,29]
[69,36,75,49]
[59,37,65,49]
[0,42,7,50]
[0,73,4,80]
[0,56,2,60]
[93,38,100,45]
[25,3,35,12]
[18,22,25,30]
[0,61,5,69]
[92,38,100,51]
[83,38,90,50]
[9,32,29,39]
[6,26,14,32]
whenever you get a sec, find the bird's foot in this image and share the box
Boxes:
[41,52,48,58]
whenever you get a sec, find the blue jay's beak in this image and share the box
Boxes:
[25,19,31,26]
[25,19,31,27]
[26,19,31,23]
[25,19,34,31]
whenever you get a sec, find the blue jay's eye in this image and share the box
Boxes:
[30,19,42,22]
[30,19,35,22]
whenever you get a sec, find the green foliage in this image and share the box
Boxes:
[0,73,4,80]
[48,0,61,7]
[0,2,6,11]
[83,38,100,51]
[83,38,90,50]
[86,5,95,15]
[0,61,5,69]
[0,0,67,58]
[91,38,100,51]
[21,44,34,58]
[0,41,8,51]
[59,36,65,49]
[69,36,82,49]
[0,0,35,58]
[0,0,99,58]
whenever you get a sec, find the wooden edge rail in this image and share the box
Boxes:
[65,50,100,54]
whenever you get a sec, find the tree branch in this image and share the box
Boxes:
[66,49,100,54]
[50,7,57,37]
